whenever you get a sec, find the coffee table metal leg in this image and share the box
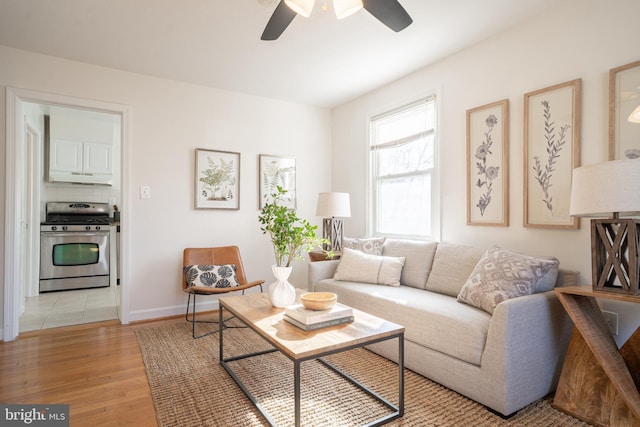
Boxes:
[398,332,404,417]
[294,361,301,427]
[218,306,223,361]
[316,332,405,426]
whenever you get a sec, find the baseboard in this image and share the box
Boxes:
[128,299,220,323]
[126,287,265,323]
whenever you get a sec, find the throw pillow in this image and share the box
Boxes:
[334,247,405,287]
[342,236,386,255]
[184,264,241,288]
[457,246,560,314]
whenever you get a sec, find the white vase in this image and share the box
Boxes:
[268,265,296,308]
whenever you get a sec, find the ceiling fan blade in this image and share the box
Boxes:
[261,1,298,40]
[363,0,413,32]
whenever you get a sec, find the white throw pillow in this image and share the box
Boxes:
[334,248,405,287]
[457,246,559,314]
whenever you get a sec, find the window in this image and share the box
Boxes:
[369,97,436,239]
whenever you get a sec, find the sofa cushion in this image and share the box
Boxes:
[334,248,406,287]
[457,246,560,314]
[382,239,438,289]
[342,236,386,255]
[425,243,485,297]
[315,279,491,366]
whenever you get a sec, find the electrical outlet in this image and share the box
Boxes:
[602,310,618,336]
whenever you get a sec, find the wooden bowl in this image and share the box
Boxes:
[300,292,337,311]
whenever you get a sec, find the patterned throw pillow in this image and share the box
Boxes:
[456,246,559,314]
[342,237,386,255]
[184,264,241,288]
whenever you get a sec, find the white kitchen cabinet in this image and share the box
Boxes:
[48,139,113,185]
[83,142,113,175]
[49,139,83,173]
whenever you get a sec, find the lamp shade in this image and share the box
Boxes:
[316,192,351,218]
[569,159,640,217]
[284,0,315,17]
[334,0,363,19]
[629,105,640,124]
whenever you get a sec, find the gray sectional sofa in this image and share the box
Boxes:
[307,238,578,416]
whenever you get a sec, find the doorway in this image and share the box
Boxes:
[4,87,131,342]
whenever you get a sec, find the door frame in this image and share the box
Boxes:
[4,87,131,341]
[23,118,41,302]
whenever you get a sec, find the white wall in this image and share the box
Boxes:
[332,0,640,345]
[0,45,332,329]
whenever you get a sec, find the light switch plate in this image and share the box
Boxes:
[140,186,151,199]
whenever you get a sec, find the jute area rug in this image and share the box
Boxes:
[135,320,591,427]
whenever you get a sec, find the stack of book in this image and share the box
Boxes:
[283,302,354,331]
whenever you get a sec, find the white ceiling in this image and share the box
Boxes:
[0,0,557,108]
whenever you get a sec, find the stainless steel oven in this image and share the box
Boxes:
[40,202,111,292]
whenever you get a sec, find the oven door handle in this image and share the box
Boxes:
[41,231,110,238]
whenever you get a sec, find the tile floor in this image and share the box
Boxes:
[19,286,120,332]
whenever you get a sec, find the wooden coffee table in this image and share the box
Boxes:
[219,291,405,427]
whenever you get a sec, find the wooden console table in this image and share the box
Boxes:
[553,286,640,426]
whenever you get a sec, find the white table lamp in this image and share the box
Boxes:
[628,105,640,123]
[569,159,640,294]
[316,192,351,251]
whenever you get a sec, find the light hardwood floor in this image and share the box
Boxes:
[0,317,183,426]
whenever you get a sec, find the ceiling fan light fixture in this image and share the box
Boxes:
[284,0,315,17]
[333,0,363,19]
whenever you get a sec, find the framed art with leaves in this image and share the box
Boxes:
[524,79,581,229]
[466,99,509,226]
[195,148,240,210]
[259,154,296,209]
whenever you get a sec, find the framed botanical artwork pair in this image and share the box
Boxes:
[194,149,297,210]
[466,79,581,229]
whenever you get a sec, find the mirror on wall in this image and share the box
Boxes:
[609,60,640,160]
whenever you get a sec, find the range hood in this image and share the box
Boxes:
[45,115,114,186]
[48,170,113,186]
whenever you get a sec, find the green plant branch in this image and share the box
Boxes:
[258,186,331,267]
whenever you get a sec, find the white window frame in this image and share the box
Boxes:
[367,95,440,241]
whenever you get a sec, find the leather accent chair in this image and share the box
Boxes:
[183,246,264,338]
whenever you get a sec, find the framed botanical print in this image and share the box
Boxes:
[524,79,581,229]
[466,99,509,226]
[259,154,296,209]
[195,148,240,210]
[609,60,640,160]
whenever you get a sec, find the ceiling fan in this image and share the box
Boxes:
[261,0,413,41]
